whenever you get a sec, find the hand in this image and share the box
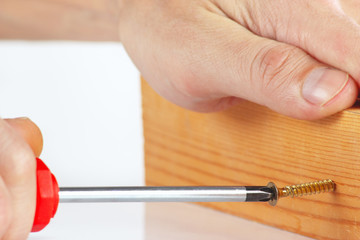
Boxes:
[119,0,360,120]
[341,0,360,24]
[0,118,43,239]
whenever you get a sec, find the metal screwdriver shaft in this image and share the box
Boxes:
[59,186,273,203]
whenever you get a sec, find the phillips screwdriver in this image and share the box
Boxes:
[32,158,335,232]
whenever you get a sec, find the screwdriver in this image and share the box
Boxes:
[32,158,335,232]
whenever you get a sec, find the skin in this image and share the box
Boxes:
[1,0,360,239]
[0,118,42,240]
[119,0,360,119]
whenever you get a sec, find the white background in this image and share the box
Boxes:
[0,41,143,187]
[0,42,144,239]
[0,41,312,240]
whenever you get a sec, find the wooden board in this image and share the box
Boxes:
[142,79,360,240]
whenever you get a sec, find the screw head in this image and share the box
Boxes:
[267,182,278,206]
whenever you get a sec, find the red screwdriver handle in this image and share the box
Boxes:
[31,158,60,232]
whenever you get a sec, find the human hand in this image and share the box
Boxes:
[119,0,360,120]
[0,117,43,239]
[341,0,360,24]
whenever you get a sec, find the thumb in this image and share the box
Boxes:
[203,1,359,119]
[234,38,359,120]
[4,118,43,157]
[195,15,359,119]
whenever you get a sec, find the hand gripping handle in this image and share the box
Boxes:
[31,158,59,232]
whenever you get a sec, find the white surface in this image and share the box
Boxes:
[28,202,314,240]
[0,42,314,239]
[30,203,144,240]
[146,203,314,240]
[0,41,143,187]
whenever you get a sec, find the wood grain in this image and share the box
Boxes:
[142,79,360,240]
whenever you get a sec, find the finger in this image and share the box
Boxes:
[235,37,358,119]
[0,175,12,237]
[218,0,360,83]
[0,119,36,239]
[4,117,43,157]
[179,11,358,119]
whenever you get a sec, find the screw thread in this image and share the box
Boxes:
[278,179,335,198]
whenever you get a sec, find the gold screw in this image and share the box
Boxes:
[279,179,335,198]
[267,179,335,206]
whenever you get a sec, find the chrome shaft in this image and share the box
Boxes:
[59,186,271,203]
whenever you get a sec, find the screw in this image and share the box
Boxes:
[267,179,335,206]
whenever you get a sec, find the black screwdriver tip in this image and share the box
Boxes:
[245,186,274,202]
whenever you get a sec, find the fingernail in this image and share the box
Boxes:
[302,68,349,106]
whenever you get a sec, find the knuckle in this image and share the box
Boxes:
[8,146,36,182]
[256,44,295,92]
